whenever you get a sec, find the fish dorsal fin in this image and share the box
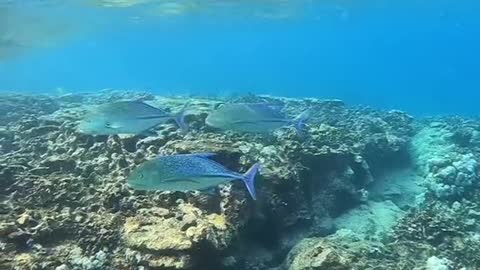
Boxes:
[172,152,216,159]
[244,103,285,118]
[231,118,288,124]
[129,100,169,114]
[185,152,216,159]
[154,153,217,164]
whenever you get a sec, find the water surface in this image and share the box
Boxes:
[1,0,479,115]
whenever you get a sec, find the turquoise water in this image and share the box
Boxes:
[1,0,479,115]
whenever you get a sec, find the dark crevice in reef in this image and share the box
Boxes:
[192,242,230,270]
[242,203,283,250]
[366,146,413,179]
[301,154,368,217]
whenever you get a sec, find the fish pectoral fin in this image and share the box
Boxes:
[230,120,259,125]
[162,178,201,184]
[135,115,168,120]
[198,186,218,194]
[105,122,122,129]
[231,119,285,124]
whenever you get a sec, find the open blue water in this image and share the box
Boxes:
[1,0,479,116]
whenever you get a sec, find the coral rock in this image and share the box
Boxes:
[123,202,234,269]
[125,215,193,251]
[0,222,16,237]
[147,254,192,269]
[284,237,351,270]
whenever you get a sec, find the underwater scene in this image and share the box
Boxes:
[1,1,480,270]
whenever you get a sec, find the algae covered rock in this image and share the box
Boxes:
[124,215,193,251]
[283,230,377,270]
[285,238,350,270]
[123,202,233,269]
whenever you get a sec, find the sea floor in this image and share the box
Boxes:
[1,90,480,270]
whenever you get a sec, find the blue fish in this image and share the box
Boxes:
[127,153,259,200]
[78,100,188,135]
[205,103,309,134]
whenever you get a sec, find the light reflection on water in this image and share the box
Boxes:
[0,0,338,60]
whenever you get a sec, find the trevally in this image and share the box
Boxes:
[205,103,309,134]
[77,100,188,135]
[127,153,259,200]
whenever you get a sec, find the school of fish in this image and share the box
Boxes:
[78,100,310,199]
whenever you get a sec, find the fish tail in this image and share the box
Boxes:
[242,163,260,200]
[294,110,310,134]
[174,102,190,133]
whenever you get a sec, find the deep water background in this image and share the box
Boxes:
[1,0,480,116]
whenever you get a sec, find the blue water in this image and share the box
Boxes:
[1,0,479,116]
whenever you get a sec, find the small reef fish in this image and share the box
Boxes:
[127,153,259,200]
[77,100,188,135]
[205,103,309,134]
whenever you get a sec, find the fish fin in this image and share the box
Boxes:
[294,110,310,134]
[174,102,190,133]
[198,186,217,195]
[163,178,201,184]
[136,115,169,120]
[242,163,260,200]
[182,152,216,159]
[245,103,285,117]
[231,119,287,124]
[105,122,121,129]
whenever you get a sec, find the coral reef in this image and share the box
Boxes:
[284,116,480,270]
[123,202,234,269]
[412,120,479,199]
[1,90,480,270]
